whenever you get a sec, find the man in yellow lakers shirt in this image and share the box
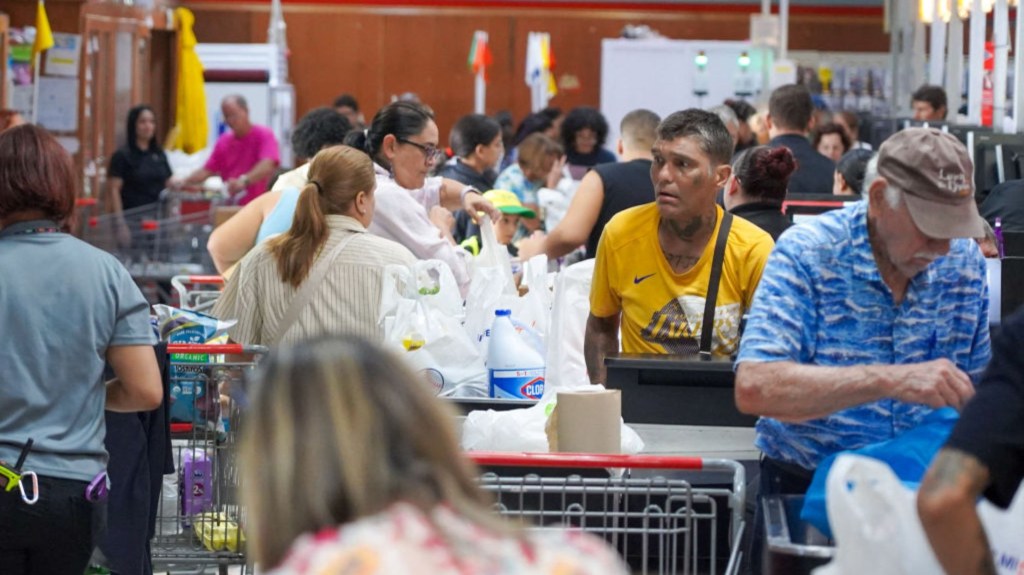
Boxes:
[585,108,774,384]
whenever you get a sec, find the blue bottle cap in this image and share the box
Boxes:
[494,309,512,316]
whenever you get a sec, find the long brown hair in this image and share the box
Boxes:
[240,336,508,569]
[266,145,375,287]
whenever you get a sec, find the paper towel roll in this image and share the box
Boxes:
[550,389,621,453]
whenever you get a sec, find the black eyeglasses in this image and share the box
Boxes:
[397,137,445,164]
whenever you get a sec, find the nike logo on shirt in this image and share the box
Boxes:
[633,273,656,284]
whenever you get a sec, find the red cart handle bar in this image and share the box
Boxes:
[178,275,224,284]
[469,451,705,470]
[166,344,268,355]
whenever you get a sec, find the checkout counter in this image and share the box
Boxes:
[451,353,759,460]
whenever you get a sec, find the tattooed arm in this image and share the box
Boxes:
[917,448,996,575]
[584,313,620,385]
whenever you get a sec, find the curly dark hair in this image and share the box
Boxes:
[291,107,352,160]
[560,107,609,153]
[812,123,851,153]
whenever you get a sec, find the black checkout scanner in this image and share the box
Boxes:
[604,353,755,427]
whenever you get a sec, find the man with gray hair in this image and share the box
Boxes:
[734,128,991,572]
[180,94,281,205]
[585,109,774,383]
[708,104,740,154]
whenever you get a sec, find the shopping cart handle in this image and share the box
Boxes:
[171,275,224,285]
[166,344,269,355]
[468,451,706,470]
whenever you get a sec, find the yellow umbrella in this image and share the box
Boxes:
[170,8,208,154]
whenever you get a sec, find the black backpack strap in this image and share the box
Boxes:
[699,211,734,358]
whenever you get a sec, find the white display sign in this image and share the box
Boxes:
[45,33,82,78]
[37,76,79,132]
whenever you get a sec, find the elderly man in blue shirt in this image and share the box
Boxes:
[734,128,992,573]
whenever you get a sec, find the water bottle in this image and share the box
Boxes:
[487,309,545,400]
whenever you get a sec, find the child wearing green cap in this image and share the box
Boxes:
[460,189,537,257]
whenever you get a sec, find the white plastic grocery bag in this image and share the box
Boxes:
[470,218,516,294]
[543,259,596,393]
[978,480,1024,575]
[815,455,1024,575]
[379,260,462,324]
[814,454,943,575]
[386,298,488,398]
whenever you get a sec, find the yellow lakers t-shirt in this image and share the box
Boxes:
[590,203,773,356]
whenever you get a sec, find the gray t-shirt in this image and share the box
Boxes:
[0,220,155,481]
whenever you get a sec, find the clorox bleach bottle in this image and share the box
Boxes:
[487,309,545,400]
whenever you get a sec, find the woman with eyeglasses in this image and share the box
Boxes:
[345,102,498,297]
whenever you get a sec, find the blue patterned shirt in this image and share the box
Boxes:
[736,201,991,469]
[494,164,540,206]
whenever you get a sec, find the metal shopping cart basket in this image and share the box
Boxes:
[469,452,747,575]
[172,275,226,314]
[151,343,266,575]
[82,190,221,285]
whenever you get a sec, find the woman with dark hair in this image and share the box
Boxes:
[106,105,174,244]
[212,145,415,344]
[441,114,504,243]
[440,113,503,192]
[344,101,497,297]
[812,122,850,163]
[723,145,797,240]
[560,106,616,170]
[0,125,162,575]
[241,335,629,574]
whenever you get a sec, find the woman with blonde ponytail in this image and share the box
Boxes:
[212,145,415,344]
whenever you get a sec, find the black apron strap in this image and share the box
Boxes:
[699,211,733,358]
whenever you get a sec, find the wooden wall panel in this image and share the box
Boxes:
[190,7,255,43]
[3,0,84,38]
[181,3,889,139]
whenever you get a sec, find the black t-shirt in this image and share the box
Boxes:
[980,179,1024,232]
[586,159,655,259]
[108,145,173,211]
[945,308,1024,508]
[730,201,792,241]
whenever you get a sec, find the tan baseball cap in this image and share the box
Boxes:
[876,128,986,239]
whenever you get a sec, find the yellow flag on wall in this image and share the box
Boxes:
[32,0,54,60]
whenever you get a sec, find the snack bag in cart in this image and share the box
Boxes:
[153,305,235,428]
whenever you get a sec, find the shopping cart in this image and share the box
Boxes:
[469,452,747,575]
[151,343,266,575]
[172,275,226,313]
[82,190,221,284]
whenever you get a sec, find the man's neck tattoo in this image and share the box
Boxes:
[666,210,716,242]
